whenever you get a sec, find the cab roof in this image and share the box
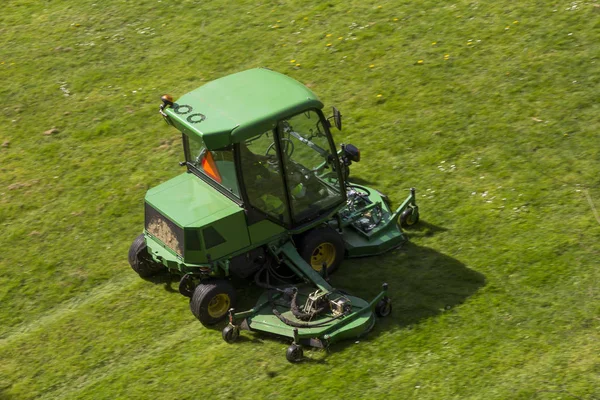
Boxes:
[164,68,323,149]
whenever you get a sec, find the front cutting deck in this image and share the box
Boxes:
[233,286,385,348]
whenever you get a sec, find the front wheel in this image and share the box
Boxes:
[190,280,236,326]
[298,227,345,275]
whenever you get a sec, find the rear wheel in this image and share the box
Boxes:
[190,280,236,326]
[299,227,345,275]
[128,234,164,278]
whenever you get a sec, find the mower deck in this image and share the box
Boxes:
[231,285,386,348]
[339,184,417,257]
[223,241,391,362]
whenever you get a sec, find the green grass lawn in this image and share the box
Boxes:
[1,0,599,398]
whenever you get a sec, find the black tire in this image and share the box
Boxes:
[286,343,303,363]
[128,234,164,278]
[298,227,345,275]
[222,325,240,344]
[178,274,196,298]
[190,280,236,326]
[375,297,392,317]
[399,207,420,228]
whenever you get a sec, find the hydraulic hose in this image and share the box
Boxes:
[290,289,329,321]
[272,308,346,328]
[254,267,294,292]
[254,264,346,327]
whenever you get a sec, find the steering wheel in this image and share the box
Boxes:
[265,138,294,158]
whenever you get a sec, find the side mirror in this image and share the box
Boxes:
[343,143,360,162]
[332,107,342,131]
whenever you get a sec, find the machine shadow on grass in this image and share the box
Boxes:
[329,232,486,354]
[144,273,181,294]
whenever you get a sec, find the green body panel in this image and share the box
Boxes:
[145,173,239,228]
[144,233,219,274]
[196,211,250,262]
[247,219,286,245]
[145,234,184,267]
[164,68,324,149]
[342,227,404,257]
[144,172,254,265]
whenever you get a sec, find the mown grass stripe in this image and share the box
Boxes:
[0,273,136,349]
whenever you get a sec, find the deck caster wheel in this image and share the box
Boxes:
[222,325,240,344]
[375,297,392,317]
[399,207,419,228]
[286,343,303,363]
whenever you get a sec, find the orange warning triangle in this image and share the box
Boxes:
[201,151,222,183]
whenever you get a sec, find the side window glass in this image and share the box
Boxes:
[279,111,343,222]
[187,136,240,197]
[239,130,289,224]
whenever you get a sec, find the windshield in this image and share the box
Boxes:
[278,110,344,222]
[185,135,240,198]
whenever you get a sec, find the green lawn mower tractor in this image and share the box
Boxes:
[128,68,419,361]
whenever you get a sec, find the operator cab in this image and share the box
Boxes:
[183,108,346,229]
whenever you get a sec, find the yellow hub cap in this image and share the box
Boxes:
[207,294,230,318]
[310,242,336,271]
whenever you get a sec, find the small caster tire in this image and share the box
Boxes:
[399,207,419,228]
[222,325,239,344]
[286,343,303,363]
[375,298,392,317]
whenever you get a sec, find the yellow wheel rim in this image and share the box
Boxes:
[310,242,336,271]
[207,294,230,318]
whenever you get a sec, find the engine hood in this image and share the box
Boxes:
[145,172,241,228]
